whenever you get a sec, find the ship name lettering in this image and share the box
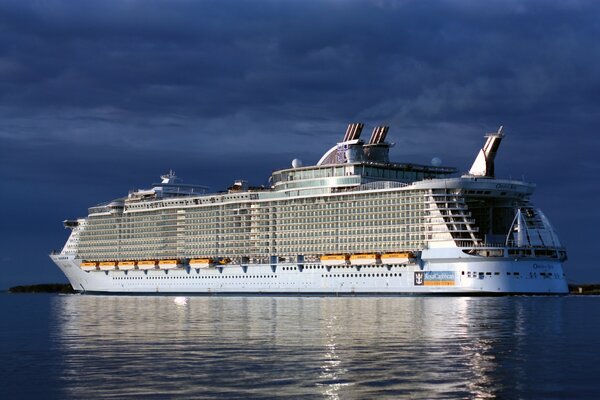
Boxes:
[496,183,516,190]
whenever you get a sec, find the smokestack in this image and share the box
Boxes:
[369,126,379,144]
[369,126,389,144]
[343,124,354,142]
[364,125,391,163]
[343,123,364,142]
[349,124,357,140]
[376,126,389,143]
[352,123,364,140]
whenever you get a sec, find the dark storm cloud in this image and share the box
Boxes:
[1,0,599,286]
[2,1,599,135]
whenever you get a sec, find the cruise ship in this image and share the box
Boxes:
[50,124,568,294]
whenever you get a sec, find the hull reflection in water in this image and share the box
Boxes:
[50,296,578,399]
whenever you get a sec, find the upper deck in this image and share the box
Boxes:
[270,162,456,193]
[270,123,456,194]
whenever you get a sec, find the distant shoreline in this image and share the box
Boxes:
[6,283,600,295]
[568,284,600,295]
[8,284,75,294]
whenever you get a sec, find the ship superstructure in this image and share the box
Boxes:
[50,124,568,294]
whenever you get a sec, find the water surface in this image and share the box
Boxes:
[1,294,599,399]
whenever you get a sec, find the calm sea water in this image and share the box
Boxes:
[1,294,599,399]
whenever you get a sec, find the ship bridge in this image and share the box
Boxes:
[125,170,209,203]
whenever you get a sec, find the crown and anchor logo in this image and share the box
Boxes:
[414,271,424,285]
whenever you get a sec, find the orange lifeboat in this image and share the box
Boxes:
[99,261,116,271]
[380,252,415,265]
[80,261,97,271]
[158,259,179,270]
[189,258,214,268]
[349,253,380,265]
[320,254,349,266]
[137,260,157,270]
[117,261,136,271]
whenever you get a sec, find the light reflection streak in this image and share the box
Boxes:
[173,296,188,307]
[318,313,350,400]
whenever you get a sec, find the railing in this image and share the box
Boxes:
[456,241,567,253]
[461,242,540,249]
[353,181,409,191]
[456,241,505,248]
[455,242,567,261]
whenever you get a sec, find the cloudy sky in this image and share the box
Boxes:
[1,0,599,288]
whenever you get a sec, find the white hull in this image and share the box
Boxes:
[50,250,568,295]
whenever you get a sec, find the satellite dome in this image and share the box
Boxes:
[292,158,303,168]
[431,157,442,166]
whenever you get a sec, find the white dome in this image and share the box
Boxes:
[431,157,442,166]
[292,158,303,168]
